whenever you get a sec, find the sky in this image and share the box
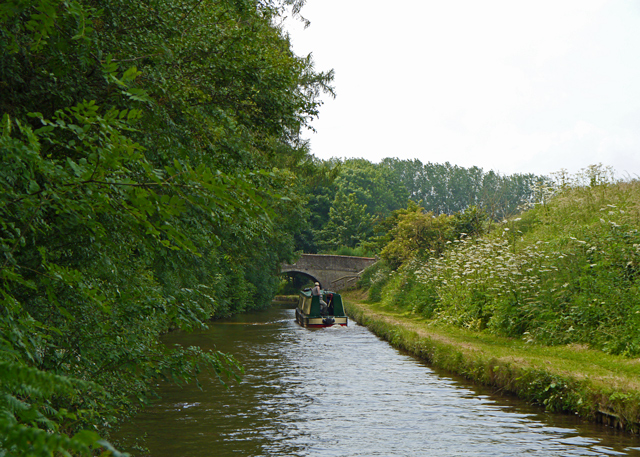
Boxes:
[285,0,640,177]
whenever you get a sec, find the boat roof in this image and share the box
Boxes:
[299,288,339,297]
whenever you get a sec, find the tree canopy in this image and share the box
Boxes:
[299,158,541,255]
[1,0,333,454]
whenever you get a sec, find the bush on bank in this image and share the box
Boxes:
[365,167,640,357]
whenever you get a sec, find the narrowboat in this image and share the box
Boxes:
[295,288,348,327]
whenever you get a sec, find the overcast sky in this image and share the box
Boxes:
[285,0,640,177]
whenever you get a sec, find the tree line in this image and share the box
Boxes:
[298,158,541,255]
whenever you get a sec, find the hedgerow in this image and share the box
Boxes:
[370,166,640,356]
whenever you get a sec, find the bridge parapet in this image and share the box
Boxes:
[280,254,376,291]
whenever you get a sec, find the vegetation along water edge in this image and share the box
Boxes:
[344,171,640,433]
[1,1,336,454]
[344,295,640,433]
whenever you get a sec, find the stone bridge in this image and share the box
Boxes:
[280,254,377,291]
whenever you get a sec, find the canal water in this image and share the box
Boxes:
[116,305,640,456]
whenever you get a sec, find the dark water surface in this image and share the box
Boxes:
[116,306,640,456]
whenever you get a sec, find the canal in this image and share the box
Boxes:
[116,305,640,456]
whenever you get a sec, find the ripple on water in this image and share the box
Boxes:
[115,307,640,457]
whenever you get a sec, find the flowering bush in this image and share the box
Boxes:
[374,168,640,356]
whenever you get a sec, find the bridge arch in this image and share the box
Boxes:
[280,254,376,291]
[280,270,321,287]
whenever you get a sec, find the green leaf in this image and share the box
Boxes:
[2,113,11,137]
[72,430,102,447]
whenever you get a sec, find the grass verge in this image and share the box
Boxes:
[344,293,640,434]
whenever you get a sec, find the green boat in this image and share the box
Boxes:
[295,288,348,328]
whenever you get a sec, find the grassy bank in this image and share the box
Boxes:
[364,176,640,356]
[272,295,298,305]
[347,172,640,431]
[343,293,640,433]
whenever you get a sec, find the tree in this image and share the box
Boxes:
[316,192,376,250]
[0,0,334,454]
[379,203,455,269]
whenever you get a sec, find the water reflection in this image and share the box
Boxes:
[116,307,640,456]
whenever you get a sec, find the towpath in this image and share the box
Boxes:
[343,292,640,432]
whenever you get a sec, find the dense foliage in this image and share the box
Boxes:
[380,158,540,219]
[298,158,540,254]
[0,0,333,454]
[364,166,640,357]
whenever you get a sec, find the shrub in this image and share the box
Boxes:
[375,172,640,356]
